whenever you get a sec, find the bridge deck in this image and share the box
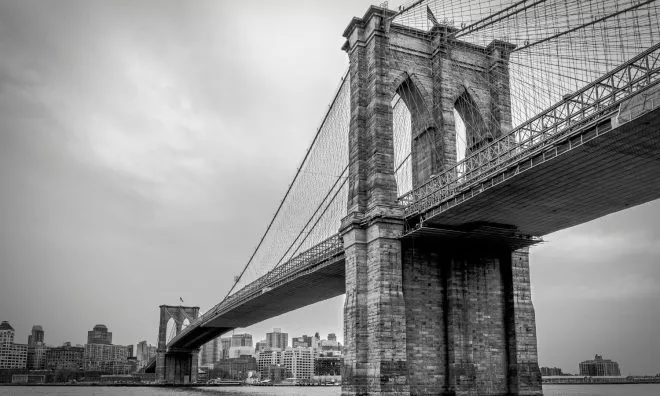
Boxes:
[167,240,345,351]
[407,105,660,237]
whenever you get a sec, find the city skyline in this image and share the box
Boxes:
[1,0,659,378]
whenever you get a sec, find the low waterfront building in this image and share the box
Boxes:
[315,353,341,376]
[0,321,28,369]
[45,343,84,370]
[540,366,563,376]
[257,349,282,377]
[83,343,133,373]
[27,343,49,370]
[264,365,287,383]
[579,354,621,376]
[212,355,257,380]
[282,347,313,380]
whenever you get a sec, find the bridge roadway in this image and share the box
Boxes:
[160,48,660,357]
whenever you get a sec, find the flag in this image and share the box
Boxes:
[427,6,439,26]
[180,297,184,303]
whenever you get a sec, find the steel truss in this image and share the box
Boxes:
[399,42,660,218]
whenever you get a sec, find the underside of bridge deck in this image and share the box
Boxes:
[171,255,346,350]
[410,108,660,237]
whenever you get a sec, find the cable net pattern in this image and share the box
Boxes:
[225,73,350,297]
[391,0,660,198]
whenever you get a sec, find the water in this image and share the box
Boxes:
[1,385,659,396]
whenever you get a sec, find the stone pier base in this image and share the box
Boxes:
[342,235,543,396]
[155,350,198,384]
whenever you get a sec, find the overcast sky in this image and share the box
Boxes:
[1,0,659,376]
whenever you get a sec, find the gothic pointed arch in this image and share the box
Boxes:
[391,73,441,189]
[453,86,492,153]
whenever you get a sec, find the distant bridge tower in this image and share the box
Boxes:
[155,305,200,384]
[340,6,541,395]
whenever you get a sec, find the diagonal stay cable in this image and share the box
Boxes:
[271,165,349,270]
[285,176,350,261]
[222,70,349,300]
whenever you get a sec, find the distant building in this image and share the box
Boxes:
[27,343,48,370]
[266,328,287,350]
[84,343,132,373]
[282,347,313,380]
[220,338,232,360]
[255,340,268,353]
[292,335,313,348]
[212,355,257,380]
[87,324,112,345]
[264,364,287,383]
[579,354,621,376]
[136,341,157,369]
[231,333,252,347]
[0,321,28,369]
[257,350,283,377]
[319,334,341,352]
[315,354,341,376]
[228,334,253,358]
[45,343,84,370]
[540,366,564,376]
[200,337,223,367]
[27,325,44,346]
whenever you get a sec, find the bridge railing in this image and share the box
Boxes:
[399,43,660,217]
[168,234,343,347]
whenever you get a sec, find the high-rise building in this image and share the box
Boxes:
[0,321,28,369]
[87,324,112,345]
[45,343,84,370]
[266,328,287,350]
[27,325,44,346]
[220,337,232,360]
[227,334,253,359]
[231,333,253,347]
[200,337,223,367]
[292,335,312,348]
[579,354,621,376]
[255,340,268,353]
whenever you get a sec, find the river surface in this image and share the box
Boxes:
[1,384,660,396]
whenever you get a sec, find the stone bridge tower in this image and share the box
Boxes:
[340,6,542,396]
[155,305,200,384]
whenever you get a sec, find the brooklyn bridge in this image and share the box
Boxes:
[145,1,660,394]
